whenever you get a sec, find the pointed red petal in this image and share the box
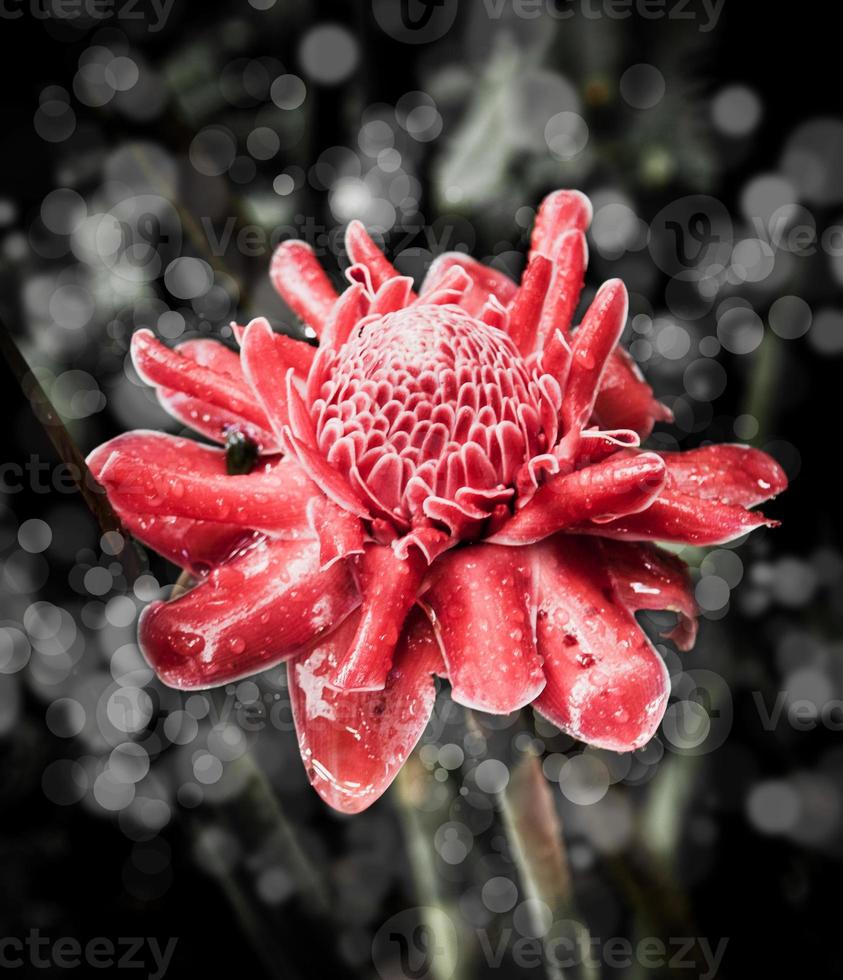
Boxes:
[176,338,244,375]
[420,253,517,317]
[307,495,365,569]
[535,230,587,351]
[139,538,359,689]
[156,390,278,451]
[592,348,672,438]
[132,329,269,429]
[285,431,371,520]
[158,333,281,448]
[574,428,640,467]
[575,491,778,545]
[660,444,788,507]
[529,189,592,261]
[331,544,427,691]
[93,431,313,534]
[130,513,256,574]
[289,608,441,814]
[254,325,316,377]
[600,539,698,650]
[239,317,298,441]
[270,240,338,336]
[421,544,545,713]
[561,279,629,439]
[532,535,670,752]
[489,453,666,546]
[88,434,255,571]
[539,329,573,392]
[371,275,414,314]
[320,282,368,349]
[420,264,472,307]
[345,220,411,293]
[507,254,553,354]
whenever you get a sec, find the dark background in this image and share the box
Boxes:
[0,2,839,978]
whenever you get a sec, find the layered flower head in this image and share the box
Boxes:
[89,190,787,812]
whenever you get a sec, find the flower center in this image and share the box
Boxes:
[311,304,558,534]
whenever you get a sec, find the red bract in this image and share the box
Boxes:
[89,189,787,813]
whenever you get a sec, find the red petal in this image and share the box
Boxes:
[536,230,587,351]
[532,535,670,752]
[561,280,629,438]
[88,434,254,571]
[345,220,410,293]
[270,240,338,336]
[179,338,243,373]
[600,539,698,650]
[331,544,427,691]
[421,264,472,307]
[660,444,788,507]
[576,491,778,545]
[489,453,666,546]
[320,282,368,349]
[239,317,298,441]
[420,253,517,316]
[159,336,279,449]
[156,390,278,451]
[285,431,371,520]
[307,495,365,569]
[421,544,545,713]
[592,348,672,438]
[507,255,553,354]
[540,329,572,389]
[529,189,592,261]
[139,537,359,689]
[257,326,316,377]
[93,431,313,534]
[132,330,269,429]
[371,275,414,314]
[289,608,441,814]
[575,428,640,467]
[118,509,253,573]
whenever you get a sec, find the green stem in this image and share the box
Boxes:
[394,755,464,980]
[230,749,332,917]
[499,747,572,918]
[0,315,144,582]
[467,710,595,980]
[742,330,783,446]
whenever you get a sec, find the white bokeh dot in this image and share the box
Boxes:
[299,25,359,85]
[474,758,510,794]
[482,877,518,913]
[747,779,801,834]
[620,64,665,109]
[18,518,52,553]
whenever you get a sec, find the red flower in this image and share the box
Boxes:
[89,190,786,813]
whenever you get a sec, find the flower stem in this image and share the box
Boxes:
[231,749,332,917]
[499,746,572,918]
[467,709,595,980]
[394,754,465,980]
[0,314,144,582]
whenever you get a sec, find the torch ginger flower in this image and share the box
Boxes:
[88,190,786,813]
